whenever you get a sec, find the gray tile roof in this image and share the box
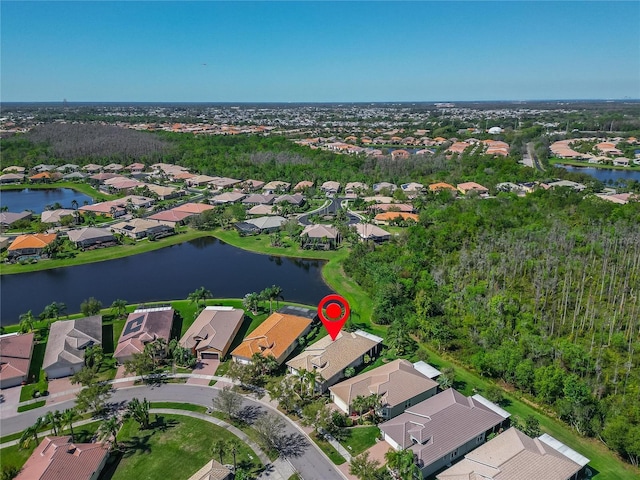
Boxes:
[179,307,245,357]
[43,316,102,372]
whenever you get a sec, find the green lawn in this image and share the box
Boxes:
[19,341,48,401]
[340,426,380,456]
[209,411,279,461]
[310,432,345,465]
[548,157,640,171]
[150,402,208,413]
[106,414,262,480]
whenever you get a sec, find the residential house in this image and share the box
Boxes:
[209,176,242,190]
[187,174,217,187]
[147,209,195,226]
[300,224,339,250]
[110,218,174,240]
[41,209,75,225]
[329,359,439,419]
[16,436,109,480]
[0,236,10,250]
[114,307,174,363]
[55,164,80,173]
[0,211,32,228]
[274,194,305,207]
[179,306,245,360]
[42,316,102,379]
[0,332,34,389]
[30,171,62,183]
[187,460,233,480]
[144,183,182,200]
[231,310,313,365]
[240,179,266,192]
[428,182,457,193]
[287,330,382,392]
[238,215,287,234]
[7,233,57,259]
[211,192,246,204]
[125,163,146,174]
[373,182,397,194]
[368,203,414,214]
[102,176,142,194]
[353,223,391,242]
[457,182,489,196]
[242,194,277,205]
[0,173,26,183]
[2,165,25,173]
[379,388,511,478]
[172,202,215,215]
[437,427,589,480]
[391,149,410,159]
[613,157,630,167]
[344,182,369,196]
[247,204,276,216]
[401,182,424,195]
[321,181,341,196]
[82,164,103,173]
[104,163,124,172]
[262,180,290,194]
[374,212,419,223]
[63,171,88,180]
[293,180,314,192]
[67,227,116,249]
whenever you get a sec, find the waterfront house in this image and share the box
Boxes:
[7,233,57,259]
[0,211,32,228]
[300,224,339,249]
[114,307,174,363]
[179,306,245,360]
[352,223,391,242]
[110,218,174,240]
[43,316,102,379]
[67,227,116,249]
[41,209,75,225]
[147,209,195,226]
[187,460,233,480]
[231,310,313,365]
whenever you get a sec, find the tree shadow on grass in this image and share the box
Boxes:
[121,433,153,458]
[97,450,123,480]
[151,414,178,433]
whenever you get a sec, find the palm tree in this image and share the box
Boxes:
[19,310,35,333]
[44,410,63,436]
[228,438,241,472]
[127,397,151,429]
[242,292,260,315]
[62,408,78,441]
[20,417,44,449]
[385,448,421,480]
[352,395,368,421]
[188,286,212,309]
[110,299,128,318]
[212,439,227,465]
[99,416,121,450]
[270,285,283,309]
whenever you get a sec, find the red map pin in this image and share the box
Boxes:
[317,294,350,340]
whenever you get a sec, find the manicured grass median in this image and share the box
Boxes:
[310,432,345,465]
[107,414,262,480]
[341,426,380,456]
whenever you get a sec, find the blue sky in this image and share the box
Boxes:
[1,1,639,102]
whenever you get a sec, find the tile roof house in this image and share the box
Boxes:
[321,181,341,195]
[67,227,116,249]
[329,359,439,419]
[7,233,57,259]
[0,173,26,183]
[286,330,383,392]
[274,194,305,206]
[373,182,397,194]
[353,223,391,242]
[211,192,246,204]
[344,182,369,196]
[247,204,276,216]
[437,427,589,480]
[114,307,174,363]
[300,224,339,249]
[241,179,266,192]
[243,215,287,233]
[374,212,419,223]
[428,182,457,193]
[15,435,109,480]
[144,183,181,200]
[0,332,35,389]
[172,202,215,214]
[242,194,277,205]
[180,307,245,360]
[111,219,174,240]
[457,182,489,196]
[0,211,32,228]
[43,316,102,379]
[293,180,314,192]
[262,180,291,194]
[231,311,313,365]
[147,209,195,226]
[379,388,511,478]
[187,459,233,480]
[41,209,75,225]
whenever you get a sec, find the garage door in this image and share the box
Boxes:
[201,352,219,359]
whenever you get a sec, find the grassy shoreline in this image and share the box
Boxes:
[0,182,117,202]
[549,157,640,172]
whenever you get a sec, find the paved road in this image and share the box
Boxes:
[298,197,360,226]
[0,383,345,480]
[526,142,545,172]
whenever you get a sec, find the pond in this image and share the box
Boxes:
[0,188,93,213]
[0,237,334,326]
[556,165,640,184]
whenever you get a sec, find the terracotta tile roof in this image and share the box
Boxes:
[148,209,194,223]
[8,233,57,251]
[187,459,232,480]
[457,182,489,194]
[231,312,312,364]
[301,224,338,240]
[173,202,215,214]
[0,332,34,385]
[16,436,109,480]
[374,212,419,222]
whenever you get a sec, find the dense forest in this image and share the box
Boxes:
[344,188,640,466]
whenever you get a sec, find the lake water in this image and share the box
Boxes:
[556,165,640,184]
[0,237,333,325]
[0,188,93,212]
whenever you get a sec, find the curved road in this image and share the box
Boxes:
[298,197,360,226]
[0,384,345,480]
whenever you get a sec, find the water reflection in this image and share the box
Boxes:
[0,237,334,325]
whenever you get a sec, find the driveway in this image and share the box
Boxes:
[187,359,219,385]
[0,383,346,480]
[0,386,21,417]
